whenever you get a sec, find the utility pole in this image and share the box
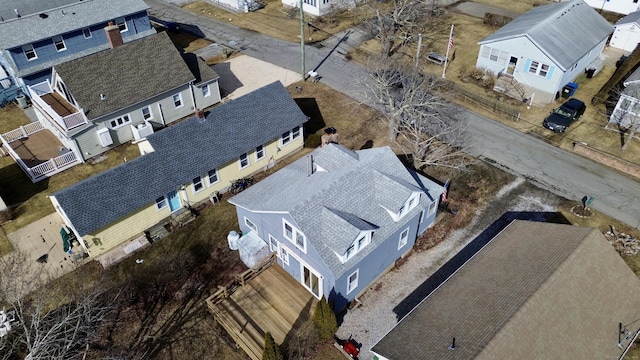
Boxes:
[300,0,305,80]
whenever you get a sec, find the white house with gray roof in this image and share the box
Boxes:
[50,81,307,259]
[28,31,220,162]
[582,0,640,15]
[0,0,155,101]
[477,0,612,104]
[611,11,640,52]
[229,144,444,313]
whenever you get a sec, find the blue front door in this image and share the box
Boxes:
[167,190,181,212]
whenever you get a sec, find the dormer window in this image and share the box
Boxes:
[53,36,66,52]
[397,193,420,220]
[115,17,128,32]
[23,44,37,61]
[340,232,372,263]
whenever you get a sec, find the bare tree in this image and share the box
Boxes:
[0,251,115,360]
[364,63,471,170]
[356,0,446,58]
[606,85,640,150]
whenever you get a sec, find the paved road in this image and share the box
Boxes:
[147,0,640,228]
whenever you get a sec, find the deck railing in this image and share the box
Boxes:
[28,82,88,132]
[0,122,44,142]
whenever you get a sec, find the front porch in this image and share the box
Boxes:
[0,123,81,182]
[206,254,317,360]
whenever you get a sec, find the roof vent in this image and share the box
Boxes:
[39,13,48,19]
[14,9,20,18]
[100,94,106,100]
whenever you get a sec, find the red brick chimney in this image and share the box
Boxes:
[105,22,123,49]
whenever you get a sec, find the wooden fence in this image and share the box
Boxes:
[445,82,521,122]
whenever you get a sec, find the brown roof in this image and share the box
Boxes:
[371,220,640,359]
[55,32,195,120]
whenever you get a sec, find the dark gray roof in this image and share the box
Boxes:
[0,0,150,49]
[479,0,612,71]
[52,82,308,236]
[181,52,220,85]
[616,10,640,26]
[55,31,195,121]
[229,144,444,278]
[371,221,640,359]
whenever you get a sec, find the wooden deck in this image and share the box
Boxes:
[8,129,64,167]
[207,254,316,360]
[40,92,76,117]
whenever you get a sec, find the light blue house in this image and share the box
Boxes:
[229,144,444,312]
[0,0,154,102]
[476,0,612,104]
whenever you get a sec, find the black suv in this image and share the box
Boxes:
[543,98,586,133]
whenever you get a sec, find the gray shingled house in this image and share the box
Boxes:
[228,144,444,312]
[371,220,640,360]
[28,30,221,162]
[50,81,306,260]
[476,0,612,104]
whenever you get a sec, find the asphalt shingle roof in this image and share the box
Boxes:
[478,0,613,71]
[55,31,195,121]
[371,221,640,359]
[229,144,444,278]
[0,0,150,50]
[616,10,640,26]
[181,53,219,85]
[52,81,308,236]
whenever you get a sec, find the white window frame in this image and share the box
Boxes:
[283,219,306,252]
[109,114,131,129]
[155,196,167,210]
[115,17,128,32]
[245,217,258,232]
[280,246,289,266]
[192,176,204,194]
[269,235,279,253]
[428,201,437,216]
[281,126,301,146]
[347,269,359,294]
[239,153,250,169]
[201,85,211,98]
[83,28,92,39]
[23,44,37,61]
[398,227,410,250]
[141,106,153,121]
[480,46,508,65]
[172,93,183,108]
[255,145,265,161]
[52,36,67,52]
[343,232,371,262]
[207,169,219,185]
[528,60,551,77]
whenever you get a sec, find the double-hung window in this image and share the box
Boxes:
[109,114,131,129]
[202,85,210,97]
[141,106,153,120]
[239,153,249,169]
[207,169,219,185]
[398,228,410,250]
[53,36,66,52]
[281,126,301,145]
[283,220,306,251]
[23,44,37,61]
[192,176,204,193]
[83,28,92,39]
[245,217,258,232]
[255,145,265,161]
[347,269,359,294]
[115,17,128,32]
[528,60,551,78]
[172,94,183,108]
[155,196,167,210]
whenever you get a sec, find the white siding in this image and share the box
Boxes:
[610,23,640,52]
[583,0,640,15]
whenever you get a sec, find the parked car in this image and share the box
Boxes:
[543,98,586,133]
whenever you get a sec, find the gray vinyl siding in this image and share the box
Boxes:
[332,212,422,311]
[156,86,195,125]
[194,80,221,110]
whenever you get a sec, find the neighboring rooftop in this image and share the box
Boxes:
[229,144,444,278]
[371,220,640,360]
[52,81,308,236]
[0,0,150,49]
[55,31,194,121]
[479,0,613,71]
[616,10,640,26]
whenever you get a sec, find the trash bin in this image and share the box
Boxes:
[15,94,27,108]
[562,82,578,98]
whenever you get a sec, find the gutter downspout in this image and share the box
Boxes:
[188,81,196,110]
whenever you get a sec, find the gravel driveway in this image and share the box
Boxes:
[336,177,566,359]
